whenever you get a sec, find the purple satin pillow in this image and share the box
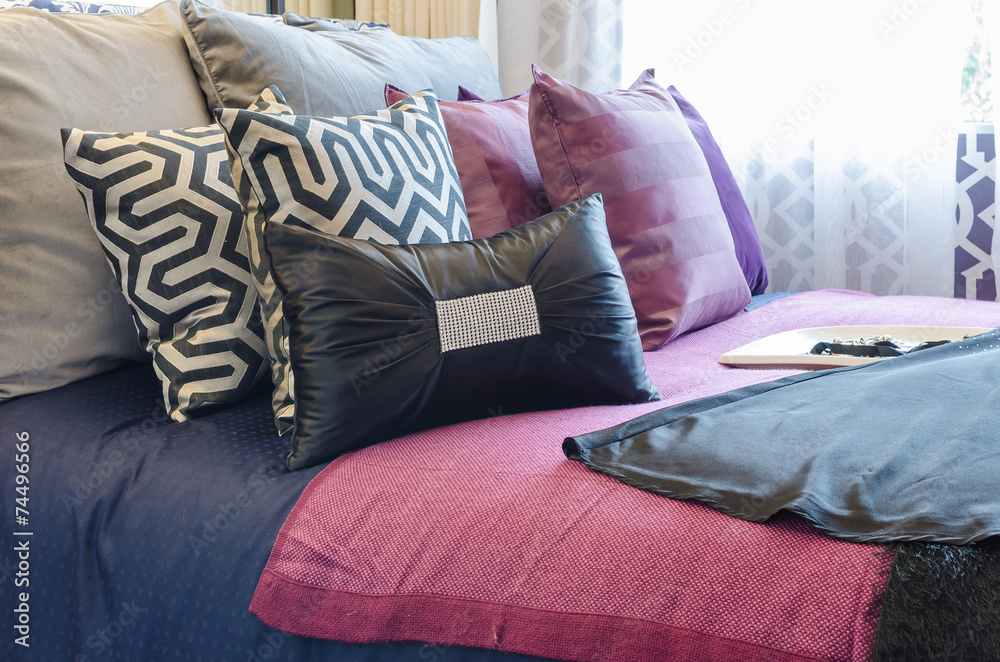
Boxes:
[385,84,550,238]
[472,81,769,296]
[666,86,768,295]
[528,66,751,349]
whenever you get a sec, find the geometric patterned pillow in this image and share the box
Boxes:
[0,0,142,13]
[216,90,472,436]
[61,86,293,422]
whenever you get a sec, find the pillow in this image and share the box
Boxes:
[281,10,387,32]
[264,194,660,470]
[666,85,768,295]
[461,82,769,296]
[61,87,294,421]
[385,84,551,238]
[529,66,751,349]
[0,0,142,13]
[217,90,472,436]
[0,1,212,402]
[179,0,501,118]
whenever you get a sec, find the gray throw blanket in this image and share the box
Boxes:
[564,328,1000,544]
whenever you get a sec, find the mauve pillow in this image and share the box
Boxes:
[464,81,768,294]
[385,84,551,238]
[529,66,751,349]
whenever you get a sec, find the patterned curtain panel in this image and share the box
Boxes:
[982,0,1000,302]
[622,1,980,298]
[956,124,996,301]
[497,0,623,96]
[355,0,480,38]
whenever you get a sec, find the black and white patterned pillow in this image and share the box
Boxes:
[217,90,472,435]
[62,86,294,422]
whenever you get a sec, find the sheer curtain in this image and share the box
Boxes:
[497,0,623,96]
[356,0,481,38]
[623,1,969,297]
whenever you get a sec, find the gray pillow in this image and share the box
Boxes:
[280,11,387,32]
[179,0,501,118]
[0,1,212,401]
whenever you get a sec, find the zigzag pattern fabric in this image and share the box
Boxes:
[62,87,293,422]
[218,90,471,435]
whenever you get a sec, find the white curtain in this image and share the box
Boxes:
[623,1,971,297]
[497,0,624,96]
[982,0,1000,302]
[356,0,481,38]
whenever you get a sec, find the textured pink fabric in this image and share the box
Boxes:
[385,84,551,238]
[254,291,1000,662]
[528,67,750,350]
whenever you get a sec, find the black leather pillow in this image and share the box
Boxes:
[265,194,661,470]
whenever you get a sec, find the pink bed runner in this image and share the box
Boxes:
[252,290,1000,662]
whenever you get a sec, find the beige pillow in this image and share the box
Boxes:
[0,1,211,400]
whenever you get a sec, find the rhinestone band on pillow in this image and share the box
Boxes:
[436,285,540,353]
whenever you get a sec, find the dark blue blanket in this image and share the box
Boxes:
[0,363,549,662]
[566,328,1000,544]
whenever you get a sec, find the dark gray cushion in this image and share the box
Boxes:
[180,0,501,118]
[265,195,661,471]
[0,1,212,401]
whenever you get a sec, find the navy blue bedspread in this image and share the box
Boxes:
[0,363,550,662]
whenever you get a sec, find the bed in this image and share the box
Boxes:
[2,2,999,661]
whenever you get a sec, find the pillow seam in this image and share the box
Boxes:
[180,0,225,111]
[536,83,586,204]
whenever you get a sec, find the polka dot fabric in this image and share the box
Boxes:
[1,364,546,661]
[254,290,1000,662]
